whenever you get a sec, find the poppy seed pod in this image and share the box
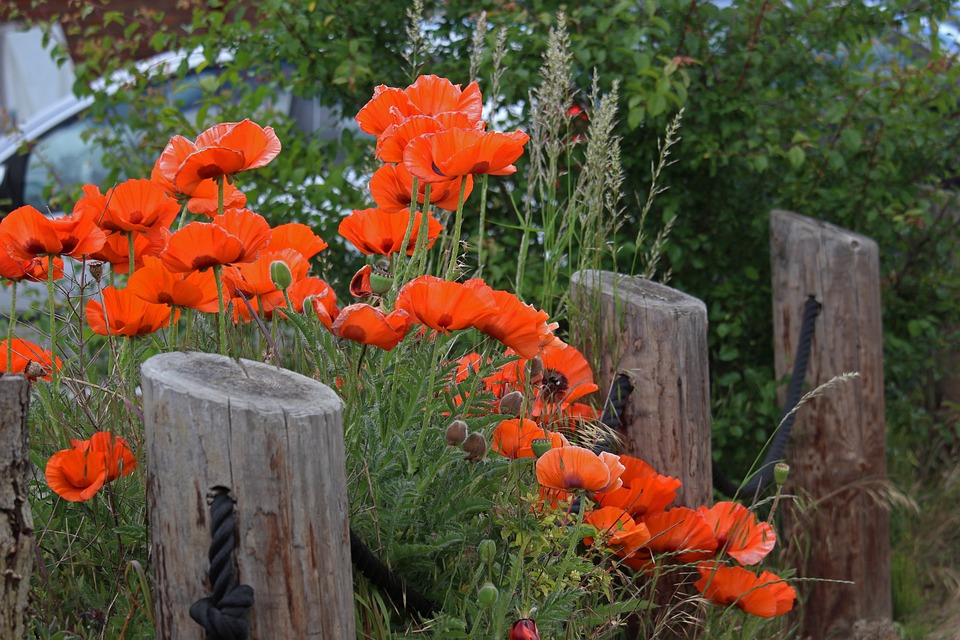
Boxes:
[462,432,487,461]
[88,261,104,282]
[369,272,394,295]
[24,360,46,379]
[498,390,524,416]
[530,438,552,459]
[774,462,790,487]
[445,420,468,446]
[269,260,294,291]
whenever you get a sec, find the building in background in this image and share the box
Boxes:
[0,23,74,126]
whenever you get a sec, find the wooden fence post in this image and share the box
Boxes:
[142,352,355,639]
[770,210,894,639]
[570,270,713,508]
[0,374,32,640]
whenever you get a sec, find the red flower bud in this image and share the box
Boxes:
[510,619,539,640]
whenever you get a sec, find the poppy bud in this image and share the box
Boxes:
[498,390,524,416]
[477,582,498,607]
[270,260,293,291]
[462,432,487,461]
[445,420,468,446]
[774,462,790,487]
[530,438,552,459]
[369,272,394,295]
[510,619,540,640]
[24,360,45,380]
[478,538,496,564]
[529,357,543,384]
[88,261,104,282]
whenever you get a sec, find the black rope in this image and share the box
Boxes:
[712,295,821,496]
[190,489,255,640]
[350,529,439,618]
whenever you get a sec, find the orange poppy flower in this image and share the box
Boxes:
[491,418,569,459]
[636,507,718,566]
[395,275,499,333]
[537,342,599,406]
[98,179,180,233]
[90,226,168,275]
[349,264,374,299]
[376,112,479,163]
[593,454,682,518]
[268,223,328,260]
[453,352,483,385]
[369,162,473,213]
[0,251,63,283]
[86,286,178,337]
[45,447,108,502]
[160,222,244,273]
[698,502,777,566]
[285,276,338,315]
[584,506,652,558]
[173,120,282,194]
[695,562,796,618]
[230,290,286,323]
[0,205,105,260]
[339,207,443,256]
[303,285,340,330]
[465,281,556,360]
[0,338,62,380]
[212,208,272,263]
[223,248,309,298]
[536,446,622,493]
[404,128,530,183]
[356,76,483,138]
[71,432,138,481]
[127,255,219,312]
[152,136,247,213]
[330,304,411,351]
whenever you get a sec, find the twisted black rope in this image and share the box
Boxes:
[350,529,439,618]
[712,295,821,497]
[596,296,821,497]
[189,489,255,640]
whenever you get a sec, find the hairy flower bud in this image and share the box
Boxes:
[510,619,540,640]
[498,390,524,416]
[478,582,498,607]
[462,432,487,461]
[445,420,468,446]
[270,260,293,291]
[478,539,496,564]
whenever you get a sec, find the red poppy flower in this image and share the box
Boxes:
[339,207,443,256]
[395,275,499,333]
[223,248,309,298]
[330,304,411,351]
[303,285,340,330]
[71,432,137,481]
[695,562,796,618]
[509,619,540,640]
[90,226,168,275]
[349,264,374,299]
[491,418,569,459]
[0,251,63,283]
[268,223,328,260]
[369,162,473,213]
[0,338,62,380]
[593,454,682,518]
[127,255,219,312]
[98,178,180,233]
[584,506,652,558]
[698,502,777,566]
[356,75,482,138]
[637,507,718,566]
[45,447,108,502]
[285,277,338,315]
[536,446,622,493]
[0,205,105,260]
[212,208,271,263]
[152,136,247,214]
[160,222,244,272]
[536,343,599,406]
[376,112,479,163]
[86,286,178,337]
[404,128,529,183]
[465,281,556,360]
[173,120,282,194]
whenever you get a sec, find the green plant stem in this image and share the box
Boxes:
[213,265,227,356]
[127,232,135,276]
[6,281,17,369]
[444,178,470,280]
[475,175,489,278]
[175,200,189,230]
[410,332,443,474]
[47,255,58,388]
[390,177,420,301]
[169,307,178,351]
[408,184,433,280]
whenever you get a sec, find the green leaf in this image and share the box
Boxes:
[840,128,862,152]
[787,145,805,169]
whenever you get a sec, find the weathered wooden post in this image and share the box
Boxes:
[0,374,32,640]
[570,270,713,508]
[142,352,355,639]
[770,210,893,639]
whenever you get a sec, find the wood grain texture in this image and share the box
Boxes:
[0,375,33,640]
[570,270,713,509]
[770,210,892,638]
[142,352,355,639]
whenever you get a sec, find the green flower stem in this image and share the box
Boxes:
[47,255,58,388]
[169,307,178,351]
[475,174,489,278]
[217,176,225,217]
[410,332,443,474]
[411,184,433,278]
[391,177,421,301]
[213,265,227,356]
[7,281,17,370]
[444,178,470,280]
[128,232,136,276]
[175,200,189,230]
